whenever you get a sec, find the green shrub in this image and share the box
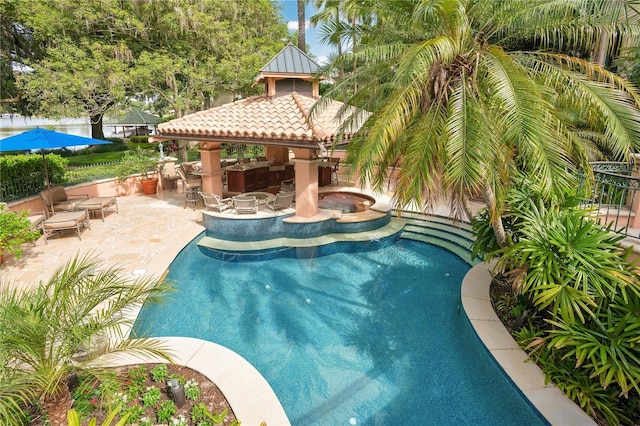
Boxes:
[150,364,168,383]
[0,205,40,259]
[183,379,200,400]
[156,400,176,423]
[190,402,210,423]
[0,153,66,184]
[141,386,161,408]
[129,135,150,143]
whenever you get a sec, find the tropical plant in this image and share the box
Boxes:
[0,204,40,260]
[494,198,639,325]
[0,253,174,425]
[319,0,640,247]
[116,147,160,182]
[68,406,130,426]
[477,179,640,423]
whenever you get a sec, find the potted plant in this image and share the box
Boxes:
[0,204,40,264]
[116,147,161,195]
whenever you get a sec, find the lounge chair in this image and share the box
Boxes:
[43,209,91,241]
[267,192,294,211]
[233,196,259,214]
[39,185,118,221]
[199,191,233,212]
[28,210,47,244]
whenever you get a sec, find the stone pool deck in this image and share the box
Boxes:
[1,189,594,425]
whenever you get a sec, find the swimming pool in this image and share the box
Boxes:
[133,235,547,425]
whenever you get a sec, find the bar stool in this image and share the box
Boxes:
[177,166,202,209]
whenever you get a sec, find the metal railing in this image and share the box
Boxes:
[583,162,640,239]
[0,162,120,202]
[221,144,265,159]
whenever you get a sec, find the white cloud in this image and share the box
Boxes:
[287,20,310,31]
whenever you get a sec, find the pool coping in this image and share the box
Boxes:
[461,261,596,426]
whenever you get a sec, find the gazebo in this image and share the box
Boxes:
[151,43,364,218]
[107,109,161,138]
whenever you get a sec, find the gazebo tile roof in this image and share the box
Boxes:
[157,93,359,144]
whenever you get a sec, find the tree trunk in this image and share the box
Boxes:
[484,183,508,248]
[41,389,73,426]
[90,113,105,139]
[177,141,188,163]
[297,0,306,51]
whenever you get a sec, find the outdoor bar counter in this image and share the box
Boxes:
[226,161,294,193]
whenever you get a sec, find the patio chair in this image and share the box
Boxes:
[233,196,259,214]
[280,178,295,201]
[162,162,180,192]
[39,185,118,221]
[329,157,340,185]
[43,208,91,241]
[199,191,233,212]
[267,192,294,211]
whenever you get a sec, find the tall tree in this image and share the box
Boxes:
[321,0,640,246]
[8,0,287,139]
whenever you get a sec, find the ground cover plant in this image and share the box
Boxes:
[67,363,238,426]
[474,183,640,425]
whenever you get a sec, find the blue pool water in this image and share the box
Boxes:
[133,235,547,425]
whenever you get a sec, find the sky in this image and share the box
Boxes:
[277,0,335,64]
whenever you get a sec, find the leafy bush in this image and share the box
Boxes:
[150,364,168,383]
[116,147,160,182]
[190,403,209,423]
[0,205,40,259]
[183,380,200,400]
[156,400,177,423]
[0,153,66,184]
[481,182,640,425]
[141,386,161,408]
[130,135,150,143]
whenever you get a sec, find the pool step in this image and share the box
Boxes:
[396,214,479,265]
[197,219,406,261]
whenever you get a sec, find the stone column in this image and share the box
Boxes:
[291,148,320,218]
[198,142,223,196]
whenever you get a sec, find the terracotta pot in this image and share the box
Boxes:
[140,178,158,195]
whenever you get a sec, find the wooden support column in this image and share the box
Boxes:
[265,146,290,163]
[198,142,223,196]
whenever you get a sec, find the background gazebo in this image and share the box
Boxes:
[106,109,161,138]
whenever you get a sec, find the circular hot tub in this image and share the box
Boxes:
[318,191,376,213]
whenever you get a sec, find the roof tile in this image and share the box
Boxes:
[158,93,362,143]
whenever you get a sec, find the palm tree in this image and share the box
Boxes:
[298,0,306,50]
[319,0,640,246]
[0,253,174,425]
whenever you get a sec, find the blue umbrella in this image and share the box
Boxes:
[0,128,111,203]
[0,128,110,152]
